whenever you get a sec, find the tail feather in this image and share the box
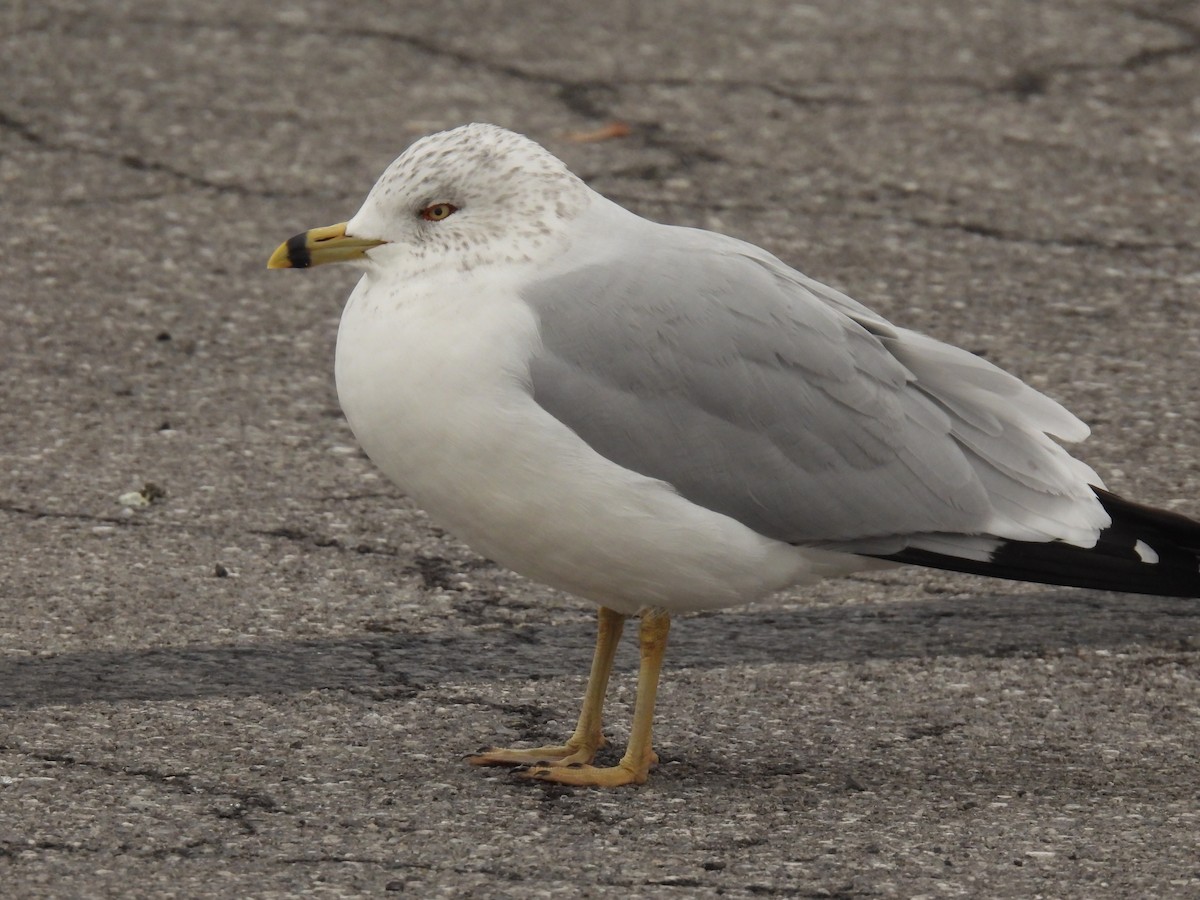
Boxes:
[872,487,1200,598]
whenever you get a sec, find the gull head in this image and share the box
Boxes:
[269,124,592,275]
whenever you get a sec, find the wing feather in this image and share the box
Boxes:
[524,224,1107,549]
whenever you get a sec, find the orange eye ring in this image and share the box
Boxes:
[420,202,459,222]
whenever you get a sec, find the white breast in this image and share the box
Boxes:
[334,265,867,615]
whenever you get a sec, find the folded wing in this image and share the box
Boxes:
[524,224,1109,559]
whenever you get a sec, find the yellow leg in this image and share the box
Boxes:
[525,608,671,787]
[467,606,626,769]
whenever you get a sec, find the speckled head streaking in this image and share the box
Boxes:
[346,124,593,273]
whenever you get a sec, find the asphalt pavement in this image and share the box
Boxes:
[2,1,1199,897]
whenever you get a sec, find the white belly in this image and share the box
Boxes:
[334,269,867,614]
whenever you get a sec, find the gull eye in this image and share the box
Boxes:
[419,202,459,222]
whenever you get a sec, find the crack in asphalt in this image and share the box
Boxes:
[1121,4,1200,70]
[0,501,411,560]
[0,109,45,145]
[899,215,1197,252]
[20,6,1189,203]
[598,192,1198,253]
[0,107,303,201]
[992,4,1200,97]
[6,8,1197,231]
[0,501,140,527]
[0,743,281,851]
[37,7,1199,112]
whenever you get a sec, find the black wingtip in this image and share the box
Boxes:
[872,487,1200,598]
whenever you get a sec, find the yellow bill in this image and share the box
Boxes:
[267,222,386,269]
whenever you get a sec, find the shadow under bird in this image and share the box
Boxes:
[269,123,1200,787]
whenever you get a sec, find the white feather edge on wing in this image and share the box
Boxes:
[744,250,1111,550]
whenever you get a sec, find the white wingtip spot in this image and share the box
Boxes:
[1134,539,1159,565]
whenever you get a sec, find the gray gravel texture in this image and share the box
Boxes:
[3,1,1200,897]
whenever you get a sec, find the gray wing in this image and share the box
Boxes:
[524,225,1104,550]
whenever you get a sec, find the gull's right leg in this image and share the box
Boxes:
[467,606,626,768]
[524,607,670,787]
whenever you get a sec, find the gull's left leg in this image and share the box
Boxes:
[525,607,671,787]
[467,606,626,769]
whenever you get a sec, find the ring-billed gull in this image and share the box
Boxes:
[269,123,1200,787]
